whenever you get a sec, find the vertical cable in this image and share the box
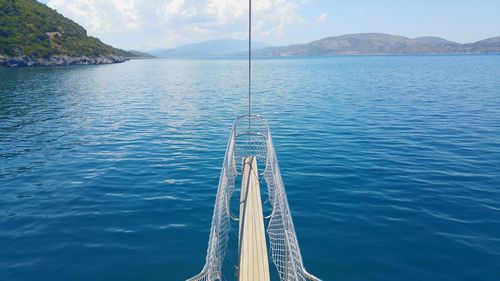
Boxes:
[248,0,251,134]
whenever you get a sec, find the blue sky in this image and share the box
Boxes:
[39,0,500,50]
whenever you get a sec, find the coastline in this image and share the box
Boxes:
[0,55,129,67]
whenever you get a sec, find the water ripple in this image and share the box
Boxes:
[1,56,500,281]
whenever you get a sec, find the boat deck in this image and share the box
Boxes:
[238,156,270,281]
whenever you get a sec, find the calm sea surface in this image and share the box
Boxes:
[1,56,500,281]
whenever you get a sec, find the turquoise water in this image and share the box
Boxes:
[1,56,500,281]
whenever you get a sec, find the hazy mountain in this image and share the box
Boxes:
[253,33,500,57]
[466,36,500,52]
[0,0,138,66]
[127,50,155,59]
[151,39,271,58]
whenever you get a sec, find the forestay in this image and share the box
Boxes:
[187,115,320,281]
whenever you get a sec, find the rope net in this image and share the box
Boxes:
[187,125,237,281]
[188,115,320,281]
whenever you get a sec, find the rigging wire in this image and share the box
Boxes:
[248,0,252,135]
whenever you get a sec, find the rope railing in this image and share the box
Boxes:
[264,125,321,281]
[187,126,237,281]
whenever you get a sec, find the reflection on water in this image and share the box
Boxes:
[1,56,500,281]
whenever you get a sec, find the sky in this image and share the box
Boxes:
[38,0,500,51]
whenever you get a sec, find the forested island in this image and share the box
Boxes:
[0,0,142,67]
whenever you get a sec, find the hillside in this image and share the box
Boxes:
[127,50,155,59]
[466,37,500,52]
[151,39,271,58]
[0,0,136,66]
[254,33,500,57]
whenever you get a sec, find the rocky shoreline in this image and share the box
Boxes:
[0,55,129,67]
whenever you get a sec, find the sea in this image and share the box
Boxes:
[1,55,499,281]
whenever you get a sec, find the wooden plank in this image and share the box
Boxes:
[238,157,270,281]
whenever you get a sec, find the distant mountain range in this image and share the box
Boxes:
[126,50,155,59]
[141,33,500,58]
[253,33,500,57]
[150,39,270,58]
[0,0,145,67]
[2,0,498,68]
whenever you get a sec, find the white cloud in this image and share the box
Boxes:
[46,0,310,49]
[316,12,328,23]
